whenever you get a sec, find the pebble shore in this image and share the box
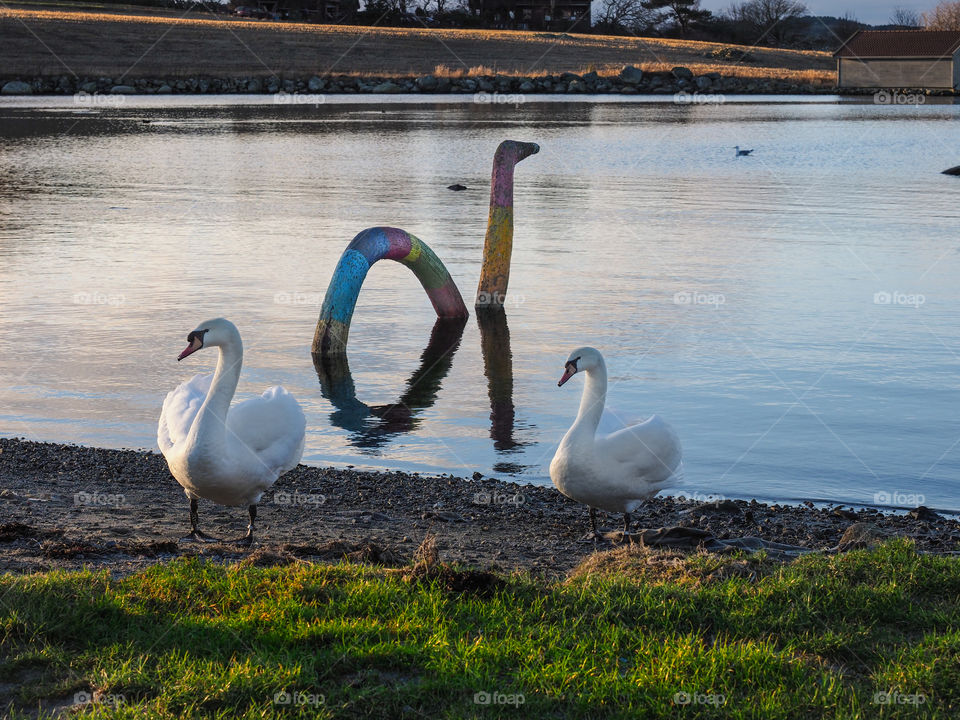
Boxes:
[2,437,957,577]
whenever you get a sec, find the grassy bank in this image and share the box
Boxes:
[0,6,833,83]
[2,539,958,718]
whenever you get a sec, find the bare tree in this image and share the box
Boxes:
[889,6,921,26]
[725,0,807,44]
[641,0,712,37]
[923,1,960,29]
[594,0,660,33]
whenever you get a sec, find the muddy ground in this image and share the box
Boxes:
[1,437,958,577]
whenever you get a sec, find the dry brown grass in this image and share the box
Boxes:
[0,6,833,80]
[566,543,780,587]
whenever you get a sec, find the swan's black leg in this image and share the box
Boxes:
[622,512,634,544]
[579,507,605,543]
[236,504,256,548]
[180,498,218,543]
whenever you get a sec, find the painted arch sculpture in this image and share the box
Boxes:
[312,227,467,356]
[312,139,539,357]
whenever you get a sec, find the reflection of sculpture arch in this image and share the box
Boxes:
[312,227,467,357]
[313,317,467,450]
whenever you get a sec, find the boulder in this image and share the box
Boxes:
[568,79,587,93]
[372,81,402,94]
[1,80,32,95]
[671,66,694,80]
[110,85,136,94]
[156,84,173,94]
[518,80,536,92]
[619,65,644,85]
[79,81,98,93]
[308,75,325,91]
[477,78,494,92]
[416,75,438,91]
[695,75,712,91]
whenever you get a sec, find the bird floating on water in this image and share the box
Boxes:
[549,346,683,542]
[734,146,754,157]
[447,183,468,191]
[158,318,305,546]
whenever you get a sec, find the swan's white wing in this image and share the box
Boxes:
[597,414,683,489]
[597,405,645,436]
[158,373,212,456]
[226,386,306,476]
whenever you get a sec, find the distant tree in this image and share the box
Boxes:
[724,0,807,44]
[594,0,661,33]
[642,0,712,37]
[833,11,863,39]
[889,6,921,26]
[923,1,960,29]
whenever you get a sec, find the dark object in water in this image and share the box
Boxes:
[447,183,468,191]
[943,166,960,175]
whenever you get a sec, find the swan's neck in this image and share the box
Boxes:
[194,341,242,449]
[570,364,607,442]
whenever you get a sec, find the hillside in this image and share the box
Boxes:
[1,5,833,82]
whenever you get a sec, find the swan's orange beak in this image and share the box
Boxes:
[558,364,576,387]
[177,333,204,361]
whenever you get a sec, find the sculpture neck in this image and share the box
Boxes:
[475,140,538,308]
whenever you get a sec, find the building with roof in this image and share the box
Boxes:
[833,30,960,89]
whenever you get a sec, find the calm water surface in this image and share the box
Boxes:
[2,95,959,512]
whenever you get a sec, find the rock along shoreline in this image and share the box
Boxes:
[1,437,958,577]
[2,65,953,98]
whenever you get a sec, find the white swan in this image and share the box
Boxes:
[549,346,682,541]
[158,318,306,545]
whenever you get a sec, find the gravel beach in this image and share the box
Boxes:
[1,437,957,577]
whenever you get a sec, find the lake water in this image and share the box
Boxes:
[2,94,960,513]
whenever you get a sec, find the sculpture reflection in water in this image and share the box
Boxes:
[313,316,467,451]
[314,310,529,455]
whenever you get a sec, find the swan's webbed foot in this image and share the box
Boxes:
[580,507,608,544]
[180,498,220,543]
[180,529,219,543]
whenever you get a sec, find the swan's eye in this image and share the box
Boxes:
[186,329,208,345]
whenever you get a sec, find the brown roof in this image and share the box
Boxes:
[833,30,960,58]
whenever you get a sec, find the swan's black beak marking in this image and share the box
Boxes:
[558,357,579,387]
[178,329,208,361]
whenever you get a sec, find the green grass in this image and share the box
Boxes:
[1,540,958,718]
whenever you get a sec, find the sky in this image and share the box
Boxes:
[699,0,930,26]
